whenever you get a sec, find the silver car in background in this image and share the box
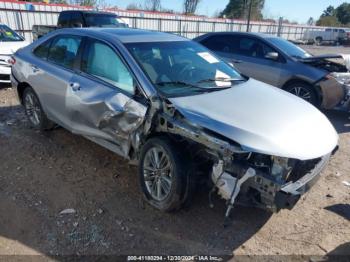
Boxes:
[11,28,338,218]
[195,32,350,111]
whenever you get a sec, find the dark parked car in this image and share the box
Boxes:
[32,10,128,40]
[195,32,350,110]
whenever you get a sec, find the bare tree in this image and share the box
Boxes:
[144,0,161,11]
[183,0,201,15]
[126,2,143,10]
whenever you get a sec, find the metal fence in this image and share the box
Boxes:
[0,0,325,42]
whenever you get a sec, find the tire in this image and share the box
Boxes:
[23,87,55,130]
[138,137,190,212]
[284,82,319,107]
[315,37,322,46]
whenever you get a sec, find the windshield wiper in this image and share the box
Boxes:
[155,81,202,89]
[197,77,243,83]
[155,81,230,93]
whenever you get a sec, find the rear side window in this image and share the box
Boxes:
[48,35,82,69]
[81,40,135,94]
[58,12,71,28]
[70,12,84,27]
[202,35,236,52]
[33,39,52,60]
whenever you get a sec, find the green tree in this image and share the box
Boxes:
[316,16,340,27]
[321,5,335,17]
[335,3,350,25]
[220,0,265,20]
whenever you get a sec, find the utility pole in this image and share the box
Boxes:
[246,0,253,32]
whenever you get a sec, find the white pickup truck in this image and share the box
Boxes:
[302,28,348,45]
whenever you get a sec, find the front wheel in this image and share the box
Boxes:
[23,87,55,130]
[138,137,190,212]
[284,82,319,106]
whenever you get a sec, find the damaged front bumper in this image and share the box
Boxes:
[318,73,350,110]
[212,153,331,215]
[274,153,330,210]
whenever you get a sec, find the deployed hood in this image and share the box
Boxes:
[300,54,350,72]
[169,79,338,160]
[0,41,29,55]
[300,54,343,61]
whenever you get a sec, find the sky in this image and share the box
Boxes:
[107,0,348,24]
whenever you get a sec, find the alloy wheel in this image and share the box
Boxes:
[143,146,173,201]
[289,86,312,102]
[24,92,41,126]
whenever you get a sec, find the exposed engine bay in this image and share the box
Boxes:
[142,97,333,219]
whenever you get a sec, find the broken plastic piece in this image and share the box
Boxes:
[224,168,256,219]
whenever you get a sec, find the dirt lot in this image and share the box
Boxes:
[0,45,349,259]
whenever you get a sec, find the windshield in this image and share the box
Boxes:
[84,14,128,28]
[126,41,244,97]
[268,37,312,59]
[0,25,23,42]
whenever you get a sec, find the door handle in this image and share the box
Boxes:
[31,64,40,73]
[70,82,80,91]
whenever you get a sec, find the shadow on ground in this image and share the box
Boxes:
[325,204,350,221]
[325,110,350,134]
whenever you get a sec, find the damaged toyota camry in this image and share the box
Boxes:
[11,28,338,218]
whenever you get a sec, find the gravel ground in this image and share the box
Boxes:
[0,45,349,259]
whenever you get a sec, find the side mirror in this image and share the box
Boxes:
[72,22,83,28]
[265,52,279,60]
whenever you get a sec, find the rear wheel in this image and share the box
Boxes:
[284,82,319,106]
[23,87,54,130]
[315,37,323,46]
[138,137,190,212]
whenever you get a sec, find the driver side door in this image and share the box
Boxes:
[66,37,147,156]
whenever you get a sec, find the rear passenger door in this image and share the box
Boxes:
[30,34,82,127]
[67,38,147,154]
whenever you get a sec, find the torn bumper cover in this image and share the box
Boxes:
[317,72,350,110]
[211,153,331,213]
[274,153,330,210]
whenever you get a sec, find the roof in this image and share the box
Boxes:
[60,10,117,16]
[195,31,280,41]
[60,28,189,43]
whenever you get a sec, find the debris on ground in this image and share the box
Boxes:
[342,181,350,187]
[59,208,76,215]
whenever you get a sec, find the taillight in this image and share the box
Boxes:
[8,57,16,65]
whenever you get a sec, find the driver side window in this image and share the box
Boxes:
[81,39,135,94]
[238,37,276,60]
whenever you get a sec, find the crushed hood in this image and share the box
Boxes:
[169,79,338,160]
[0,41,29,55]
[300,54,350,71]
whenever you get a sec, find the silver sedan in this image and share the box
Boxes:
[11,28,338,218]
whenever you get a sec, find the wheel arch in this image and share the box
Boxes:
[17,82,32,104]
[282,78,322,106]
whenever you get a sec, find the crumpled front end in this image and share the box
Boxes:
[320,72,350,111]
[153,98,336,216]
[211,151,332,215]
